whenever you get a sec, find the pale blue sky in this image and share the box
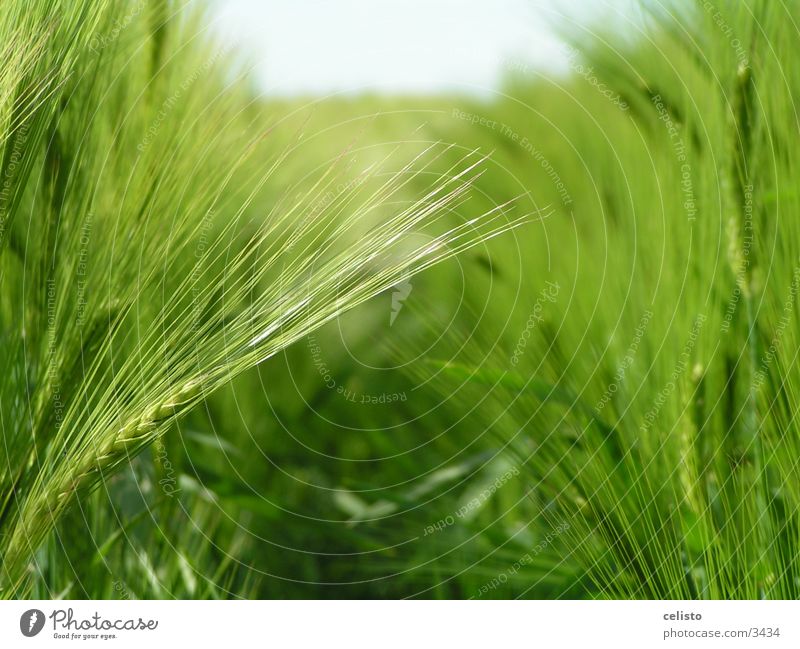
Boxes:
[210,0,635,96]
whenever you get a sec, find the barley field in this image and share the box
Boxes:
[1,0,799,601]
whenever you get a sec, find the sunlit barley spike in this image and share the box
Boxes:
[157,374,208,415]
[53,439,142,508]
[113,375,210,451]
[135,419,158,435]
[114,419,140,443]
[93,452,116,472]
[110,420,156,455]
[55,467,97,504]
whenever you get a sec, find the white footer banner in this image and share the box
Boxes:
[0,600,795,647]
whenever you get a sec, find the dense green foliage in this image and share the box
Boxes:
[3,0,799,599]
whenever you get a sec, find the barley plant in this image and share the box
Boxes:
[3,0,799,601]
[0,0,524,597]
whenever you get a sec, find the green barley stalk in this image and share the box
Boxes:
[0,1,531,595]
